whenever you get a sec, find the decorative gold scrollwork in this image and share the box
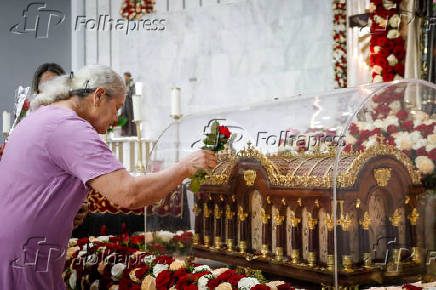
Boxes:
[214,204,223,219]
[359,211,371,230]
[243,169,256,186]
[373,168,392,187]
[225,205,235,220]
[389,209,401,227]
[290,210,301,227]
[260,208,271,224]
[408,208,419,226]
[339,213,352,232]
[238,206,248,222]
[273,211,285,226]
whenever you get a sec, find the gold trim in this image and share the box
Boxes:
[342,255,353,272]
[339,214,352,232]
[389,209,401,227]
[204,235,210,248]
[408,208,419,226]
[274,247,284,262]
[238,206,248,222]
[363,252,372,267]
[290,210,301,227]
[225,205,235,220]
[326,213,334,231]
[226,239,233,253]
[273,211,285,226]
[193,233,199,245]
[307,212,318,230]
[213,236,222,250]
[239,241,247,254]
[261,244,269,259]
[214,204,223,219]
[307,252,317,267]
[327,254,334,271]
[373,168,392,187]
[193,203,201,216]
[243,169,256,186]
[261,208,271,224]
[290,249,300,264]
[359,211,371,230]
[203,203,211,218]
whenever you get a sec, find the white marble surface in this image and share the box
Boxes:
[83,0,334,139]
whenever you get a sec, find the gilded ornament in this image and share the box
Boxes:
[273,211,285,226]
[193,203,201,216]
[389,209,401,227]
[326,213,334,231]
[203,203,211,218]
[408,208,419,226]
[238,206,248,222]
[373,168,392,187]
[260,208,271,224]
[359,211,371,230]
[290,210,301,227]
[339,214,352,232]
[307,212,318,230]
[243,169,256,186]
[214,204,223,219]
[225,205,235,220]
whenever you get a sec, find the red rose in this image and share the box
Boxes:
[228,274,245,288]
[375,104,391,118]
[131,235,145,245]
[134,266,149,280]
[415,123,435,137]
[251,285,271,290]
[387,125,398,134]
[206,278,221,289]
[386,136,396,146]
[174,268,187,279]
[349,123,359,135]
[393,45,405,60]
[153,255,174,265]
[396,110,408,120]
[394,63,405,76]
[22,99,30,111]
[402,150,411,157]
[402,120,414,131]
[218,126,231,138]
[156,270,174,290]
[416,147,427,156]
[429,148,436,161]
[277,283,294,290]
[383,71,395,82]
[180,231,193,243]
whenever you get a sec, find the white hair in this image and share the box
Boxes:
[30,64,126,110]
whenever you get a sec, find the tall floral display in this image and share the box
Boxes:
[120,0,154,19]
[369,0,405,82]
[333,0,347,88]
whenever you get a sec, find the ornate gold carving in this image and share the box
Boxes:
[314,199,320,208]
[261,244,269,259]
[266,195,271,204]
[225,205,235,220]
[359,211,371,230]
[193,233,199,245]
[273,211,285,226]
[342,255,353,272]
[213,236,222,250]
[307,252,317,267]
[243,169,256,186]
[204,235,210,247]
[214,204,222,219]
[297,198,302,207]
[290,249,300,264]
[193,203,201,216]
[290,210,301,227]
[339,214,352,232]
[389,209,401,227]
[203,203,211,218]
[274,247,284,262]
[404,195,410,205]
[355,198,360,209]
[226,239,233,253]
[307,212,318,230]
[238,206,248,222]
[281,197,287,206]
[326,213,334,231]
[239,241,247,254]
[327,254,334,271]
[363,252,372,267]
[408,208,419,226]
[373,168,392,187]
[260,208,271,224]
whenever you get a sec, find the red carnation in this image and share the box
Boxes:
[402,120,414,131]
[251,285,271,290]
[375,104,391,118]
[429,148,436,161]
[386,136,396,146]
[228,274,245,288]
[393,45,405,60]
[383,71,395,82]
[415,123,435,137]
[22,99,30,112]
[153,255,174,265]
[131,235,145,245]
[396,110,408,120]
[394,63,405,76]
[416,147,427,156]
[156,270,174,290]
[134,266,149,280]
[218,126,231,138]
[387,125,398,134]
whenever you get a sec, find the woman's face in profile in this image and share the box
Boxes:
[87,91,126,134]
[38,71,59,93]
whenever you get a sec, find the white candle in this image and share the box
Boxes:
[132,94,142,121]
[135,82,143,95]
[171,88,181,116]
[3,111,11,134]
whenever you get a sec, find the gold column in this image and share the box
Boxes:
[225,204,235,253]
[238,206,249,254]
[203,203,211,247]
[213,203,223,250]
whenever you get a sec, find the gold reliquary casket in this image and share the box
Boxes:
[192,141,431,287]
[149,80,435,288]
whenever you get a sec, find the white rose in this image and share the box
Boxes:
[410,131,423,142]
[426,144,436,152]
[152,264,168,277]
[90,280,100,290]
[385,115,400,127]
[198,274,213,290]
[389,14,401,27]
[266,281,286,290]
[415,156,435,174]
[345,135,357,145]
[373,75,384,83]
[383,1,396,10]
[387,29,400,39]
[374,119,385,130]
[374,46,381,53]
[414,111,429,123]
[428,134,436,145]
[373,65,383,75]
[156,230,174,243]
[369,2,376,13]
[143,254,155,264]
[216,282,233,290]
[193,264,212,273]
[212,267,229,277]
[413,138,428,150]
[169,259,185,271]
[111,263,126,281]
[394,132,414,151]
[393,74,403,81]
[69,270,77,289]
[357,121,374,131]
[387,54,398,66]
[238,277,260,290]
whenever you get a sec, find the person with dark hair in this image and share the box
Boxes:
[120,72,137,136]
[32,63,66,94]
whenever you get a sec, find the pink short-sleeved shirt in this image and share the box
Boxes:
[0,105,124,289]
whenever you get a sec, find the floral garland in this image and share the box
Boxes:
[369,0,406,82]
[64,233,295,290]
[332,0,347,88]
[120,0,154,20]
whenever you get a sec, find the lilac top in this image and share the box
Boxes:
[0,106,123,289]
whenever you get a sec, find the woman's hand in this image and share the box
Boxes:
[73,201,89,229]
[180,150,218,175]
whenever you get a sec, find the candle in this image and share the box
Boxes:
[132,94,142,121]
[3,111,11,134]
[171,88,181,116]
[135,82,143,95]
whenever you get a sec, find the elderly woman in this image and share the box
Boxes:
[0,65,216,289]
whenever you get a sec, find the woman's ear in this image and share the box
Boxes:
[93,87,106,106]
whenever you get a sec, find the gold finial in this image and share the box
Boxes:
[339,213,352,231]
[359,211,371,230]
[314,199,319,208]
[404,196,410,205]
[281,197,287,206]
[203,203,211,218]
[355,198,361,209]
[214,204,223,219]
[389,209,401,227]
[408,208,419,226]
[238,206,248,221]
[307,212,318,230]
[225,204,235,220]
[260,208,271,224]
[266,195,271,204]
[290,210,301,227]
[193,203,201,216]
[297,198,302,207]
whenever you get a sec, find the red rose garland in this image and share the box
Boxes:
[333,0,347,88]
[369,0,406,82]
[120,0,154,20]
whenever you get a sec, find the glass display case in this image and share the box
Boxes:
[148,79,436,288]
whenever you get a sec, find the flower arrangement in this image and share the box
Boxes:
[189,121,232,193]
[369,0,405,82]
[64,234,296,290]
[120,0,154,20]
[332,0,347,88]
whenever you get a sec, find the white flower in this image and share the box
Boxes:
[383,1,396,10]
[345,135,357,145]
[169,259,185,271]
[238,277,260,290]
[413,138,428,150]
[212,267,229,277]
[95,236,110,243]
[393,74,403,81]
[387,29,400,39]
[266,281,286,290]
[374,46,381,53]
[374,119,385,129]
[198,274,213,290]
[387,54,398,66]
[385,115,399,128]
[357,121,374,131]
[90,280,100,290]
[389,101,401,115]
[410,131,423,143]
[414,111,429,123]
[394,132,414,151]
[156,230,175,243]
[216,282,233,290]
[369,2,376,13]
[143,254,156,264]
[193,265,212,273]
[389,14,401,27]
[373,65,383,75]
[152,264,168,277]
[69,270,77,289]
[363,135,378,148]
[373,75,384,83]
[111,263,126,281]
[428,134,436,145]
[416,156,435,174]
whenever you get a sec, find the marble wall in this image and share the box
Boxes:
[74,0,334,139]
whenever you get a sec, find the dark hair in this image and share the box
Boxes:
[32,63,66,93]
[123,72,132,78]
